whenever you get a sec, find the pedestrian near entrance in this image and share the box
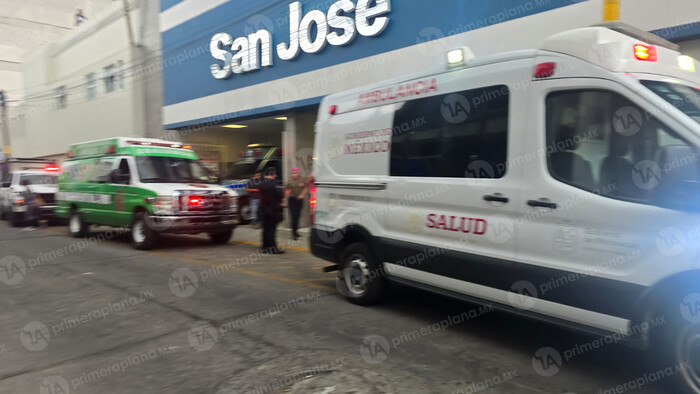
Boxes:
[246,171,262,229]
[285,168,307,241]
[259,168,285,254]
[20,179,39,231]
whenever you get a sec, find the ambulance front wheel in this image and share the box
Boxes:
[68,209,89,237]
[647,291,700,394]
[337,242,384,306]
[132,213,157,250]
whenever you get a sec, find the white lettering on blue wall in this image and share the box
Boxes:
[210,0,391,79]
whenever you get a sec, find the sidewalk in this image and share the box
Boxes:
[232,224,311,252]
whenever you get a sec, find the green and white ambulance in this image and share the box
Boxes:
[56,138,238,249]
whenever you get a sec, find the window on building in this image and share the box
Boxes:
[116,60,125,89]
[56,86,68,109]
[104,65,116,93]
[545,90,693,203]
[390,85,509,178]
[86,73,97,100]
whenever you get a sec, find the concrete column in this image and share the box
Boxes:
[282,111,317,229]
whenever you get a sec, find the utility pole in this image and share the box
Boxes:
[0,90,10,177]
[0,90,10,157]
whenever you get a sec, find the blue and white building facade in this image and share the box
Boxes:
[160,0,700,176]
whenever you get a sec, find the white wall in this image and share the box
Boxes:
[6,1,159,159]
[0,0,125,103]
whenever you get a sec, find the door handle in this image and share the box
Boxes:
[527,199,557,209]
[483,194,509,203]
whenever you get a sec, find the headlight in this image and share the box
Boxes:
[153,196,175,215]
[10,191,25,204]
[228,191,238,212]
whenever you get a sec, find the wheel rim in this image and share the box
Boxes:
[132,221,146,244]
[69,214,80,234]
[240,205,251,221]
[343,254,370,296]
[677,327,700,392]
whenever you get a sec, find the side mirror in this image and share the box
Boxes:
[110,170,130,185]
[655,145,700,211]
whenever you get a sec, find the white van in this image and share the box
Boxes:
[311,23,700,392]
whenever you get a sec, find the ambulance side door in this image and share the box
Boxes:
[381,61,530,302]
[516,77,700,332]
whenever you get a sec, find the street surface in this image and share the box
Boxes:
[0,222,668,393]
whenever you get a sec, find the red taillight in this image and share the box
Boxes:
[44,165,60,172]
[534,62,556,78]
[276,149,283,156]
[254,150,262,157]
[189,197,203,206]
[309,186,317,225]
[329,105,337,115]
[239,151,246,157]
[633,44,657,62]
[106,145,116,154]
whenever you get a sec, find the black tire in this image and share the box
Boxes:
[237,202,251,225]
[68,209,89,237]
[0,206,7,221]
[649,292,700,394]
[10,212,24,227]
[336,242,384,306]
[209,229,233,244]
[131,213,157,250]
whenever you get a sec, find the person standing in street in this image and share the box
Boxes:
[284,168,307,241]
[20,179,39,231]
[245,171,262,229]
[259,168,285,254]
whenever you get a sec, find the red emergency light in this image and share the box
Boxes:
[633,44,657,62]
[534,62,556,78]
[188,197,203,206]
[44,165,60,172]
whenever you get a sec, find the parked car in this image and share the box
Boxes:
[0,159,60,226]
[221,144,282,224]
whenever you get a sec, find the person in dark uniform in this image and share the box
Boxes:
[258,168,285,254]
[284,168,307,241]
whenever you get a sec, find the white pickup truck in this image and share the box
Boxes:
[0,161,60,227]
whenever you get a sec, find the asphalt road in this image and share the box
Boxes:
[0,222,670,394]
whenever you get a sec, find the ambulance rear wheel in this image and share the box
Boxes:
[68,210,89,237]
[209,229,233,244]
[337,242,384,306]
[132,213,157,250]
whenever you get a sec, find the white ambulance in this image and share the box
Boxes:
[311,23,700,392]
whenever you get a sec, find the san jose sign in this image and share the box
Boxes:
[210,0,391,79]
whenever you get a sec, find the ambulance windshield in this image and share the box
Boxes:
[641,80,700,125]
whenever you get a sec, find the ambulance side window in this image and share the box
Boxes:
[92,158,115,183]
[390,85,509,178]
[546,89,692,204]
